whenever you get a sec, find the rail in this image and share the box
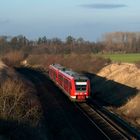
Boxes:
[74,101,139,140]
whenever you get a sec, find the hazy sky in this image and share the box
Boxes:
[0,0,139,41]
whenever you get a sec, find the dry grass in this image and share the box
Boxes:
[0,61,7,70]
[98,63,140,89]
[118,93,140,118]
[117,92,140,127]
[0,62,47,139]
[0,78,42,126]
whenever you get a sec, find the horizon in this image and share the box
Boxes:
[0,0,140,41]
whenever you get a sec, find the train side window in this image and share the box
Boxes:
[68,82,71,92]
[54,72,56,78]
[65,79,68,86]
[59,75,62,82]
[64,79,66,84]
[64,79,66,85]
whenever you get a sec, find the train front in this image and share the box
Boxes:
[74,76,90,101]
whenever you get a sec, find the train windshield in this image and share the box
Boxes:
[75,80,87,91]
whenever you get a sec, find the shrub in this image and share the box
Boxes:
[27,54,111,73]
[1,51,26,67]
[0,78,42,126]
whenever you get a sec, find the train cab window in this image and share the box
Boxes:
[75,80,87,91]
[75,85,86,91]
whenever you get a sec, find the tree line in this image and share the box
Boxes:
[0,32,140,55]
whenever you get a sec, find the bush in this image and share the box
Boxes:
[27,54,111,73]
[0,78,42,126]
[1,51,26,67]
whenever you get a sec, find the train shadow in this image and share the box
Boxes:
[84,72,139,107]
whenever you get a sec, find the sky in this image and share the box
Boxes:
[0,0,140,41]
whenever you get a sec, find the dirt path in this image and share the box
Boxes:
[17,67,107,140]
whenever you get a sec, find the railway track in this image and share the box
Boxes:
[17,67,140,140]
[17,67,108,140]
[75,101,139,140]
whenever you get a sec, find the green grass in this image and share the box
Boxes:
[97,53,140,63]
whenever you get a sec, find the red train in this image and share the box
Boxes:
[49,64,90,101]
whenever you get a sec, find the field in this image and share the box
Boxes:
[98,53,140,63]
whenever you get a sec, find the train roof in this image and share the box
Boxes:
[50,64,88,80]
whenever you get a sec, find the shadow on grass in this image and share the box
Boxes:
[85,73,139,107]
[0,119,42,140]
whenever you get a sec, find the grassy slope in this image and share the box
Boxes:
[100,53,140,63]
